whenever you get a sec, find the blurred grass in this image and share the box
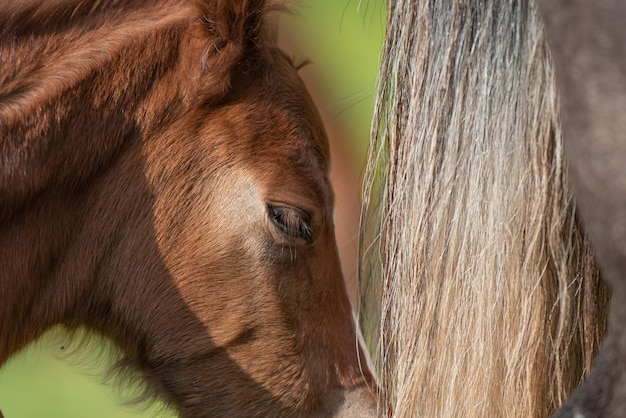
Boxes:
[0,1,383,416]
[0,333,170,418]
[286,0,385,160]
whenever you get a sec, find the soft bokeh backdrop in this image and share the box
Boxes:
[0,1,384,416]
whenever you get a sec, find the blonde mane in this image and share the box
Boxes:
[359,1,608,416]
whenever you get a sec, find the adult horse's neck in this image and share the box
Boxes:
[0,0,204,362]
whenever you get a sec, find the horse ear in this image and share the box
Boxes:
[196,0,289,75]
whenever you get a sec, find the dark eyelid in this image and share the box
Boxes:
[267,203,313,244]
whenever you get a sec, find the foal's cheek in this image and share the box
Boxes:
[150,167,266,308]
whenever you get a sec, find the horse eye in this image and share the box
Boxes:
[267,204,313,244]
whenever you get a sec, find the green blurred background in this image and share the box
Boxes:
[0,1,384,416]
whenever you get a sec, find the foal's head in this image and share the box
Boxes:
[0,0,374,416]
[115,1,375,416]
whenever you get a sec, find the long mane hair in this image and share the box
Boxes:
[359,1,609,416]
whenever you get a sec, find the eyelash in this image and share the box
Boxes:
[267,204,313,244]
